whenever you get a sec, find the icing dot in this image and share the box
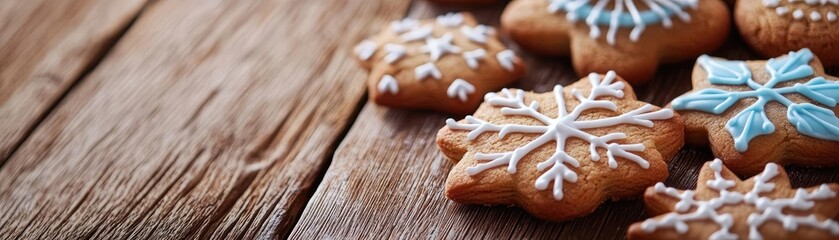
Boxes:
[793,9,805,19]
[776,7,790,15]
[763,0,780,7]
[766,0,839,21]
[810,11,822,21]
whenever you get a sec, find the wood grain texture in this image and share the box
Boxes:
[0,0,411,238]
[0,0,147,163]
[290,1,839,239]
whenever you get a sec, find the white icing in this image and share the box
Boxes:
[359,13,517,106]
[415,62,442,80]
[460,25,494,44]
[378,75,399,94]
[390,18,419,34]
[810,11,823,20]
[764,0,780,7]
[447,79,476,102]
[354,40,377,61]
[496,50,518,72]
[400,25,433,42]
[776,6,791,15]
[436,12,464,27]
[463,49,487,70]
[641,159,839,239]
[794,9,805,19]
[445,71,673,200]
[764,0,838,22]
[550,0,698,45]
[383,44,406,64]
[421,33,461,62]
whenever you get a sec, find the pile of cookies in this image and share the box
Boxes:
[353,0,839,238]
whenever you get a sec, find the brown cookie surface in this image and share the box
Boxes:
[501,0,730,84]
[427,0,496,4]
[437,71,684,221]
[355,12,525,115]
[628,159,839,239]
[670,49,839,176]
[736,0,839,66]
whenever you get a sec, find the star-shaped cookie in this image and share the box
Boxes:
[671,49,839,176]
[628,159,839,239]
[437,71,684,221]
[500,0,730,84]
[354,12,525,114]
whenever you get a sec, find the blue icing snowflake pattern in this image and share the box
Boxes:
[547,0,699,45]
[672,48,839,152]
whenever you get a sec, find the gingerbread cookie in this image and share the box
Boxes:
[427,0,495,4]
[354,12,525,114]
[671,49,839,176]
[500,0,730,84]
[736,0,839,66]
[628,159,839,239]
[437,71,683,221]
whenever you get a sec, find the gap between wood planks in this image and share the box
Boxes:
[0,0,415,238]
[282,1,422,234]
[0,1,154,168]
[288,1,839,239]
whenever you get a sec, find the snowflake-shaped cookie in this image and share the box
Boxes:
[500,0,729,84]
[736,0,839,66]
[354,12,525,114]
[437,71,684,221]
[628,159,839,239]
[671,49,839,175]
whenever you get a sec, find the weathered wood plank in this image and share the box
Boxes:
[0,0,147,163]
[290,1,839,239]
[0,0,411,238]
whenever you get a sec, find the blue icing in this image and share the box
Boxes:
[788,103,839,141]
[560,4,685,27]
[725,100,775,152]
[764,48,814,87]
[670,88,738,114]
[794,77,839,107]
[672,48,839,152]
[697,55,751,85]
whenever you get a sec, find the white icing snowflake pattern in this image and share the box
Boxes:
[763,0,838,22]
[354,13,519,102]
[445,71,673,200]
[640,159,839,239]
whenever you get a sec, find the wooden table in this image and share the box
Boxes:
[1,0,837,239]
